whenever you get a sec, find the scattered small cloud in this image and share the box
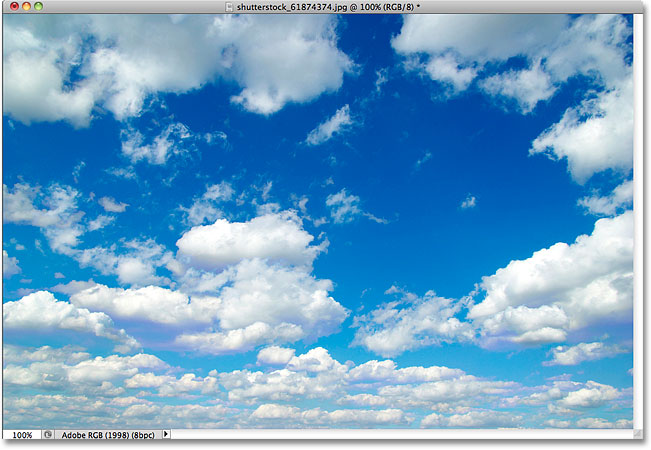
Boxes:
[99,197,129,213]
[460,194,477,209]
[306,105,353,146]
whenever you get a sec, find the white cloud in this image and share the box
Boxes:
[3,291,139,353]
[578,179,633,216]
[469,211,633,347]
[4,352,167,392]
[393,15,633,182]
[3,183,84,254]
[558,381,619,408]
[3,250,21,278]
[414,151,432,170]
[305,104,353,145]
[249,404,410,427]
[326,189,362,223]
[424,54,477,92]
[70,284,220,326]
[98,197,128,213]
[176,211,323,269]
[287,347,346,373]
[544,341,629,366]
[530,77,633,183]
[74,259,347,355]
[391,15,567,96]
[180,182,235,226]
[421,410,521,428]
[378,376,518,409]
[347,359,463,385]
[4,15,353,124]
[124,372,218,396]
[106,167,136,180]
[88,215,115,231]
[257,346,296,366]
[74,238,174,287]
[480,60,556,113]
[392,15,568,65]
[460,194,477,209]
[353,289,474,357]
[50,279,98,295]
[175,259,348,354]
[576,418,632,429]
[3,344,90,366]
[325,189,386,224]
[121,122,193,165]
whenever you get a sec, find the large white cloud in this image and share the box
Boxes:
[70,284,221,326]
[175,259,348,354]
[176,211,324,269]
[3,15,353,125]
[530,77,633,184]
[72,258,348,355]
[3,291,140,353]
[469,211,633,347]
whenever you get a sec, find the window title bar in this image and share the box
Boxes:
[2,0,644,14]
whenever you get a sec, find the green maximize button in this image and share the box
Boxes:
[34,1,42,10]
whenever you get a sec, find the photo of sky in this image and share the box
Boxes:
[2,13,634,429]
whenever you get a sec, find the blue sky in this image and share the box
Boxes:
[3,13,635,429]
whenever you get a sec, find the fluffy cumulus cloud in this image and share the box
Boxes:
[469,211,633,348]
[530,77,633,184]
[174,259,348,354]
[544,342,629,366]
[305,104,353,145]
[3,15,353,125]
[392,15,633,182]
[257,346,296,366]
[3,250,21,278]
[3,291,139,353]
[176,211,323,269]
[70,285,221,326]
[4,351,167,393]
[69,210,347,355]
[391,14,567,95]
[557,381,620,408]
[3,344,631,429]
[353,288,474,357]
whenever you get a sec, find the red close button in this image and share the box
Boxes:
[10,2,19,10]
